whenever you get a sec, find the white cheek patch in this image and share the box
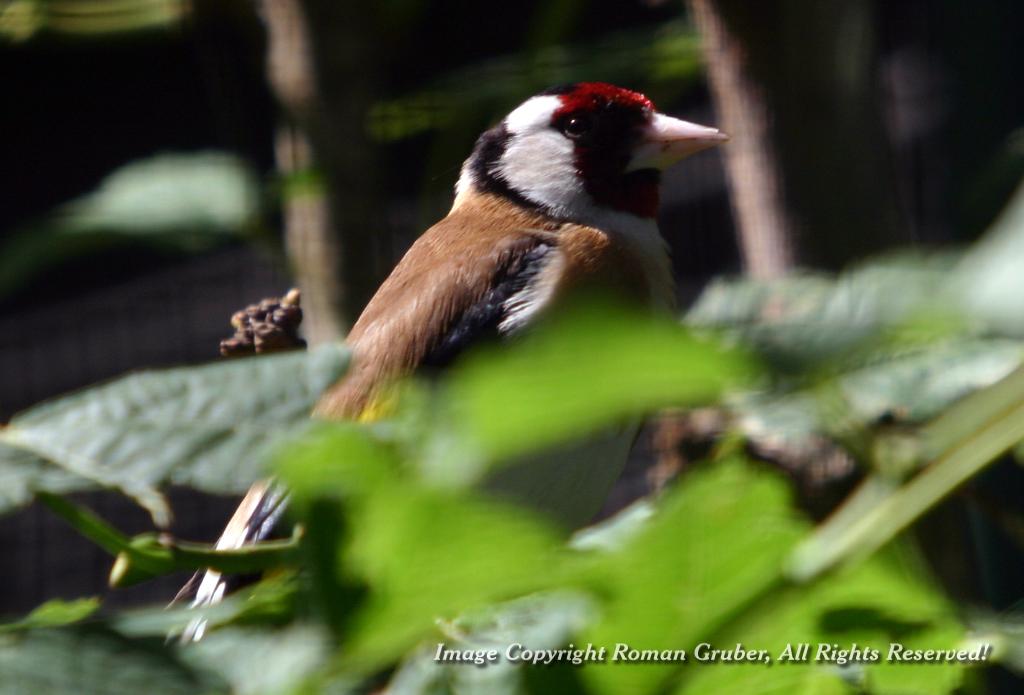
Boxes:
[495,95,593,217]
[496,130,583,215]
[455,95,568,207]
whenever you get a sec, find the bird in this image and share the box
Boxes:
[179,82,727,637]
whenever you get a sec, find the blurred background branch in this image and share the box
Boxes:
[258,0,345,344]
[690,0,908,273]
[264,0,388,340]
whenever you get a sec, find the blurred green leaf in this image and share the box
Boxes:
[688,239,1024,492]
[689,181,1024,376]
[0,0,188,42]
[0,151,259,298]
[369,20,701,142]
[276,422,401,502]
[0,598,99,632]
[345,487,564,670]
[673,545,964,695]
[687,257,962,373]
[578,458,806,694]
[408,301,759,529]
[445,301,758,464]
[734,338,1023,459]
[279,424,570,674]
[360,458,967,695]
[57,152,257,234]
[0,442,94,514]
[960,129,1024,243]
[0,627,218,695]
[838,339,1022,423]
[388,592,594,695]
[0,345,347,523]
[954,179,1024,336]
[182,624,330,695]
[568,461,963,695]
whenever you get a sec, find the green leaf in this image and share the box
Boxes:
[687,183,1024,377]
[108,531,301,589]
[838,339,1022,423]
[0,345,348,523]
[0,0,188,42]
[954,179,1024,337]
[277,425,569,675]
[419,301,758,528]
[0,598,100,633]
[181,624,330,695]
[0,627,218,695]
[276,422,401,502]
[0,443,94,515]
[388,592,594,695]
[578,458,807,695]
[57,152,257,236]
[570,499,655,552]
[344,486,565,670]
[560,459,968,695]
[0,151,259,298]
[445,301,758,464]
[673,545,964,695]
[733,337,1024,456]
[686,258,959,373]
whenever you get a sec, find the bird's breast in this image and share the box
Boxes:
[554,215,675,311]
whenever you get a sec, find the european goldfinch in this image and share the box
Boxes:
[181,83,726,636]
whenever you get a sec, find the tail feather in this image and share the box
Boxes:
[174,480,289,641]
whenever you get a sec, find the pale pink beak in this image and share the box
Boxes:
[627,113,729,171]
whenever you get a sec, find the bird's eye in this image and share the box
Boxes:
[560,114,594,139]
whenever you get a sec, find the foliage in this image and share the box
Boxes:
[3,185,1024,693]
[0,0,188,42]
[0,152,261,299]
[368,19,702,143]
[0,344,347,524]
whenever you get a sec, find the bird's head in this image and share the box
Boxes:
[456,82,727,223]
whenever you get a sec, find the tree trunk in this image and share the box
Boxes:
[258,0,383,343]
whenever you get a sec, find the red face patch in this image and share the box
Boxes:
[551,82,655,118]
[546,83,660,218]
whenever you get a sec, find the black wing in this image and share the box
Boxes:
[421,240,554,369]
